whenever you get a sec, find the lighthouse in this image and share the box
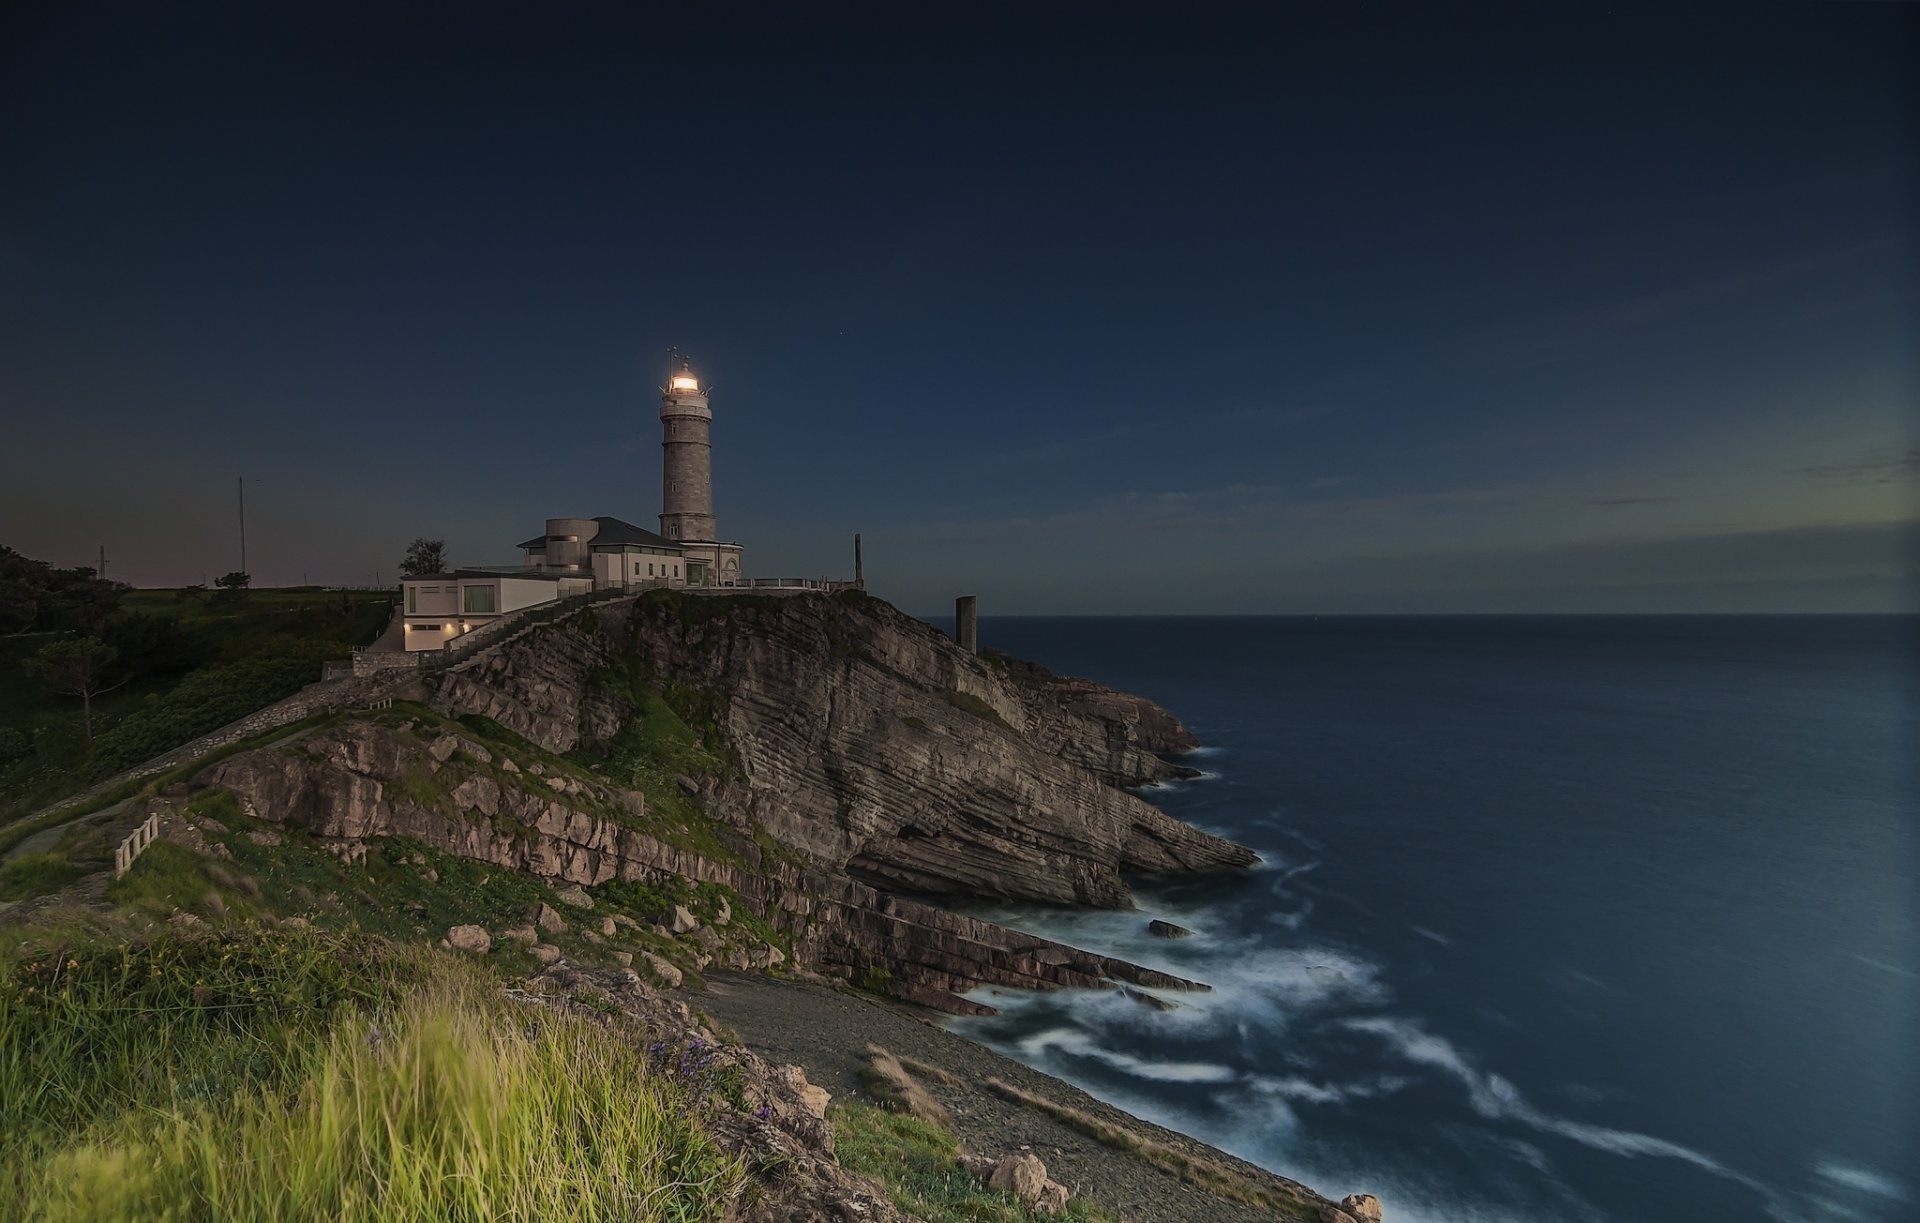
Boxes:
[657,349,744,586]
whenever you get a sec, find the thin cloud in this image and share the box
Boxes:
[1589,496,1682,507]
[1786,447,1920,485]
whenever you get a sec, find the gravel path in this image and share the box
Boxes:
[700,971,1332,1223]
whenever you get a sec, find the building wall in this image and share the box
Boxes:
[497,577,561,613]
[403,582,458,616]
[659,388,716,543]
[542,518,599,572]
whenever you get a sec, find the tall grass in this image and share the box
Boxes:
[832,1102,1115,1223]
[1,926,744,1221]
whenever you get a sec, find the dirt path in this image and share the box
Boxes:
[700,971,1336,1223]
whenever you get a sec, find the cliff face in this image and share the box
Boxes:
[436,591,1250,907]
[202,718,1207,1011]
[194,590,1256,1010]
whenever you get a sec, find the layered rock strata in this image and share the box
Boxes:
[202,719,1204,1011]
[436,590,1252,906]
[192,590,1256,1010]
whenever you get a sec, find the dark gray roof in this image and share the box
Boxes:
[517,516,681,554]
[586,516,681,551]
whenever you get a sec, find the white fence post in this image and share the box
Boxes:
[115,812,162,879]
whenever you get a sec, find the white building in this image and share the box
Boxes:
[396,353,747,652]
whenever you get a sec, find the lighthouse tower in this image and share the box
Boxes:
[657,349,744,586]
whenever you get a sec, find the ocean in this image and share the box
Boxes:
[935,616,1917,1223]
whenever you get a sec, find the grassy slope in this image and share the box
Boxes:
[0,925,744,1222]
[0,587,390,823]
[1,592,1133,1221]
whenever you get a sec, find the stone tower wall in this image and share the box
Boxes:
[659,388,716,543]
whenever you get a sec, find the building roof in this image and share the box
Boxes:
[518,516,682,553]
[586,516,681,551]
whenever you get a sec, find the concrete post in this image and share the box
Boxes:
[854,534,863,587]
[955,595,978,653]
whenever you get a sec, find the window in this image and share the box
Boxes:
[406,587,416,613]
[410,623,441,631]
[463,586,497,614]
[647,563,655,576]
[673,564,679,576]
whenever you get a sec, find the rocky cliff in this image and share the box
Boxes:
[438,590,1249,905]
[194,589,1258,1010]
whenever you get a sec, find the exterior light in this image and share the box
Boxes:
[670,374,699,391]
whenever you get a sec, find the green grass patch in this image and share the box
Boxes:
[946,689,1012,730]
[0,854,81,903]
[0,926,744,1220]
[832,1102,1114,1223]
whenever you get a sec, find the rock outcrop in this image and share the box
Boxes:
[436,590,1253,907]
[191,590,1258,1011]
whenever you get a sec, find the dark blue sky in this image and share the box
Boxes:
[2,3,1913,612]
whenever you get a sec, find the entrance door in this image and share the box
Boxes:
[687,561,710,586]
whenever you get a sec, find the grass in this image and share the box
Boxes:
[0,586,390,822]
[832,1102,1115,1223]
[0,925,745,1221]
[0,707,344,860]
[0,853,82,903]
[947,689,1013,731]
[983,1076,1320,1220]
[859,1043,954,1129]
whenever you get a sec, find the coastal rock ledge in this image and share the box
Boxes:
[190,589,1257,1009]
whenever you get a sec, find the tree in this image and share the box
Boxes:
[399,538,447,578]
[23,637,122,744]
[215,571,251,602]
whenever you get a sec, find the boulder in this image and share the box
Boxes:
[691,925,723,950]
[666,904,699,934]
[610,913,640,930]
[775,1064,831,1119]
[712,895,732,926]
[987,1153,1051,1204]
[598,916,617,937]
[641,952,683,988]
[247,829,281,847]
[1147,919,1193,939]
[501,757,519,774]
[553,883,593,908]
[1341,1195,1383,1223]
[279,916,310,929]
[611,951,633,967]
[529,943,563,965]
[445,925,491,954]
[500,924,538,944]
[533,902,567,934]
[748,942,786,969]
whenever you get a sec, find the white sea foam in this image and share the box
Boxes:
[1341,1015,1788,1212]
[1410,925,1453,945]
[1815,1162,1910,1201]
[1016,1027,1238,1084]
[1249,1073,1412,1106]
[1848,952,1916,979]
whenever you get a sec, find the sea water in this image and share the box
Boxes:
[937,616,1916,1223]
